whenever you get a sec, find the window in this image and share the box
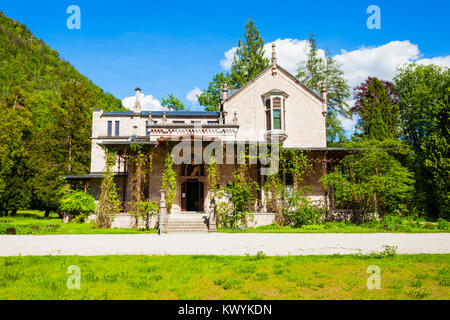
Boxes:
[145,121,150,136]
[115,121,120,136]
[264,96,285,131]
[208,121,219,124]
[107,121,112,136]
[191,121,201,125]
[273,110,281,129]
[265,99,271,130]
[173,121,185,124]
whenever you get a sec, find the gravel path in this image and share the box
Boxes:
[1,233,449,257]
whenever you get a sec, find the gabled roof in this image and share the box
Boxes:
[223,64,324,104]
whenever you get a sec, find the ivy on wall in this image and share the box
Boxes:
[128,144,156,228]
[96,148,121,228]
[161,152,177,213]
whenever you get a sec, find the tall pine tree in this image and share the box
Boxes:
[296,34,351,143]
[198,19,269,111]
[229,19,269,88]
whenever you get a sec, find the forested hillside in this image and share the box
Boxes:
[0,11,125,215]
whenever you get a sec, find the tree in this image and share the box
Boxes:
[0,12,125,214]
[394,63,450,219]
[198,19,269,111]
[296,34,351,142]
[352,77,401,140]
[229,19,270,88]
[320,139,414,218]
[197,73,232,111]
[161,93,186,111]
[0,86,33,215]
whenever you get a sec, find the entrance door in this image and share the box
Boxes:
[182,180,204,212]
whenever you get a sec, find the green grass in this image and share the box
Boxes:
[0,210,156,235]
[219,220,450,233]
[0,254,448,300]
[1,211,448,235]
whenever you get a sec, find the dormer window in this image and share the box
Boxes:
[263,89,288,142]
[264,94,286,131]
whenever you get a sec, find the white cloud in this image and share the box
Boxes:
[416,55,450,67]
[220,39,450,89]
[186,87,203,103]
[122,93,165,111]
[264,39,325,75]
[334,41,421,88]
[220,38,325,75]
[220,47,237,70]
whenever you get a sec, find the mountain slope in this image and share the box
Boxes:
[0,11,124,214]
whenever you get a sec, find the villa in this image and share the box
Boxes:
[65,45,345,231]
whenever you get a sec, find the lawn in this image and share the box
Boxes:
[220,218,450,233]
[0,210,156,235]
[1,210,448,235]
[0,253,448,300]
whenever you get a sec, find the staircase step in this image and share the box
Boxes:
[165,214,209,233]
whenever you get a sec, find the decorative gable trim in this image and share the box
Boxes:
[223,64,324,105]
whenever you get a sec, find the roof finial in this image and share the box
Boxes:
[271,43,277,75]
[272,43,277,65]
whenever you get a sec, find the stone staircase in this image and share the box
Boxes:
[166,213,209,233]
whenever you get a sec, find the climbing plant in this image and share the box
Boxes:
[128,145,155,228]
[263,148,314,226]
[219,164,258,228]
[96,149,121,228]
[161,152,177,213]
[206,152,219,200]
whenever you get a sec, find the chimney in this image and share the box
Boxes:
[221,83,228,102]
[271,43,277,75]
[321,86,328,116]
[134,88,142,113]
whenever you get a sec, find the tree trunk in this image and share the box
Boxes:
[10,209,17,216]
[44,209,50,217]
[67,134,72,173]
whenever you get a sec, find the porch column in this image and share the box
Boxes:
[208,199,217,232]
[159,190,167,234]
[322,150,329,210]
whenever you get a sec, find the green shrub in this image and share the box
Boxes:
[290,203,322,227]
[437,219,449,230]
[59,189,96,220]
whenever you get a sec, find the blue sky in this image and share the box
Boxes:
[1,0,449,125]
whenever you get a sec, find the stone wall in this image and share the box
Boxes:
[87,213,158,229]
